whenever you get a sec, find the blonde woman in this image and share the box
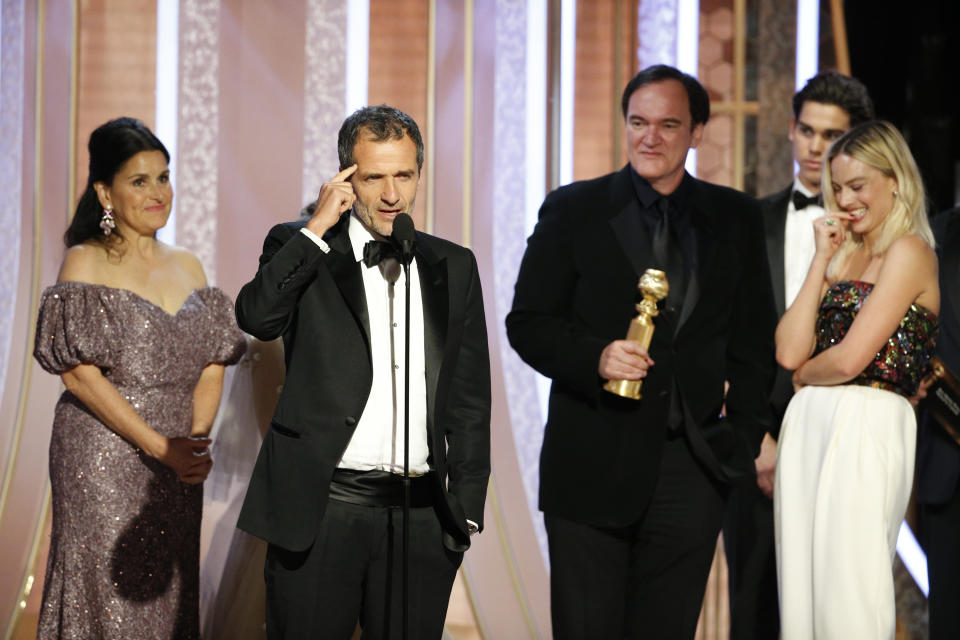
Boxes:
[774,120,938,639]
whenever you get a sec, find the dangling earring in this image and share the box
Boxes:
[99,207,115,235]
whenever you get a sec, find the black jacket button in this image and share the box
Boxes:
[345,416,357,426]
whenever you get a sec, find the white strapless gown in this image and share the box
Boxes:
[774,384,916,640]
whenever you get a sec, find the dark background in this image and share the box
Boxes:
[844,0,959,216]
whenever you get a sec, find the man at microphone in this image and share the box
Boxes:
[235,105,491,639]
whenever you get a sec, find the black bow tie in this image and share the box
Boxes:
[792,190,823,210]
[362,240,401,268]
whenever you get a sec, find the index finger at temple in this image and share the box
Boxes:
[332,164,358,182]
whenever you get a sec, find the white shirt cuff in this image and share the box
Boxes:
[300,227,330,253]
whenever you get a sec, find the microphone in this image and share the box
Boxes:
[391,213,416,265]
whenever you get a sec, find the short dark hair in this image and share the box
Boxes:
[792,71,874,126]
[65,117,170,248]
[338,105,424,171]
[621,64,710,127]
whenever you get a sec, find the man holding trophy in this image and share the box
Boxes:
[507,65,777,639]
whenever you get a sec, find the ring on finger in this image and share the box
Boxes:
[824,218,836,226]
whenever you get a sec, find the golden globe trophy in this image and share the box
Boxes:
[603,268,669,400]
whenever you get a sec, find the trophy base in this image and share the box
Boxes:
[604,378,643,400]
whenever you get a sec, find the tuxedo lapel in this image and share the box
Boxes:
[609,198,653,277]
[415,238,449,426]
[606,168,654,278]
[763,186,791,314]
[675,225,704,335]
[325,227,371,349]
[675,187,717,335]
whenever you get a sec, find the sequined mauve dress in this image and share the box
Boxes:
[774,280,937,640]
[33,283,246,640]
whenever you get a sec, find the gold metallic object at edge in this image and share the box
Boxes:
[603,269,669,400]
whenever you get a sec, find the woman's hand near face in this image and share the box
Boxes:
[812,212,852,260]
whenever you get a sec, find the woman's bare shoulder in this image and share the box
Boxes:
[885,234,937,271]
[163,243,208,287]
[880,234,939,313]
[57,243,108,284]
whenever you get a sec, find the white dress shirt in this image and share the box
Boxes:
[301,217,430,475]
[783,178,825,309]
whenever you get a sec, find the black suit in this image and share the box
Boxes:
[236,214,490,637]
[721,183,794,639]
[760,185,797,428]
[919,208,960,640]
[507,167,776,638]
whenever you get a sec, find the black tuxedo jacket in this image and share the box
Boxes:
[235,214,491,552]
[918,208,960,504]
[507,166,777,527]
[761,184,797,437]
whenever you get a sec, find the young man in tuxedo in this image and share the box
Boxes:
[235,105,491,639]
[508,65,777,639]
[722,71,874,640]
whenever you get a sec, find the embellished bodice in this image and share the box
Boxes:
[813,280,938,397]
[34,282,246,432]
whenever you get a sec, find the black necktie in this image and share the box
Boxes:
[653,197,686,313]
[362,240,400,268]
[792,190,822,210]
[653,197,686,434]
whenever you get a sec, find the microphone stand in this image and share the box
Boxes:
[401,251,411,640]
[390,213,416,640]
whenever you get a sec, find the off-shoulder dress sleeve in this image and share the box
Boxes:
[33,282,120,374]
[196,288,247,366]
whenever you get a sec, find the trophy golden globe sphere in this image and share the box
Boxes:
[639,269,669,302]
[603,268,669,400]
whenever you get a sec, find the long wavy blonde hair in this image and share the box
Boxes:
[821,120,934,279]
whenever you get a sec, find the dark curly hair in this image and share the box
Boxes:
[65,117,170,248]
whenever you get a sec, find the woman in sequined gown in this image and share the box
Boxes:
[772,121,939,640]
[32,118,246,639]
